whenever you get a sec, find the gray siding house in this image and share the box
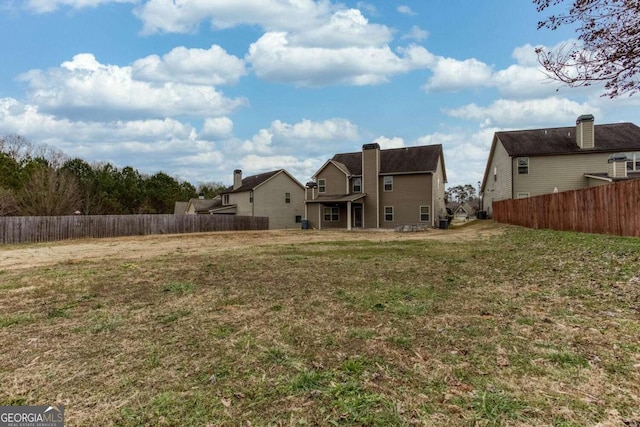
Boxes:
[305,143,447,229]
[481,115,640,216]
[217,169,305,229]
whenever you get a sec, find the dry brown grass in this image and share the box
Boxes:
[1,222,639,426]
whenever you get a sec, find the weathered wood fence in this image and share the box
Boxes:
[0,215,269,244]
[493,179,640,237]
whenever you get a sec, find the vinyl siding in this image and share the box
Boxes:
[378,174,432,228]
[316,163,348,195]
[512,152,613,197]
[229,191,253,217]
[483,139,513,215]
[253,172,305,229]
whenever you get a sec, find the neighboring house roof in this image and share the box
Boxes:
[585,171,640,182]
[174,201,189,215]
[188,197,222,213]
[330,144,445,177]
[221,169,304,194]
[496,123,640,157]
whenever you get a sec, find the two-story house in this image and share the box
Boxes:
[215,169,306,229]
[481,115,640,216]
[304,143,447,229]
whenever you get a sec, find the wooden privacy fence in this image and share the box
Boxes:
[493,179,640,237]
[0,214,269,244]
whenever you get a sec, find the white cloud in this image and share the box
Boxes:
[19,54,247,120]
[402,26,429,41]
[270,118,359,142]
[371,136,404,149]
[201,117,234,139]
[134,0,334,34]
[444,97,600,128]
[288,9,393,48]
[240,154,323,182]
[397,5,416,16]
[247,33,433,86]
[132,45,247,86]
[26,0,134,13]
[423,57,493,92]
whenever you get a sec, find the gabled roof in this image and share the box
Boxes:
[187,196,222,213]
[173,201,189,215]
[496,122,640,157]
[312,159,351,179]
[330,144,445,176]
[221,169,303,194]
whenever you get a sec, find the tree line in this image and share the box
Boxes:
[0,134,226,216]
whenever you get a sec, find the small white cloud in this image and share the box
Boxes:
[423,57,493,92]
[371,136,404,149]
[201,117,234,139]
[402,25,429,41]
[397,5,416,16]
[443,97,600,128]
[132,45,247,86]
[26,0,134,13]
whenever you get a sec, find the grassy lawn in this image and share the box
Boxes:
[1,223,639,426]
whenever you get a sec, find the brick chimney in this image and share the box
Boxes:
[362,143,380,228]
[233,169,243,190]
[608,154,628,178]
[576,114,595,149]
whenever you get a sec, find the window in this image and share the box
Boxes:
[384,176,393,191]
[516,192,530,199]
[353,177,361,193]
[285,192,291,203]
[517,157,529,175]
[419,205,430,222]
[295,215,302,223]
[318,179,326,193]
[494,167,497,182]
[249,191,253,203]
[627,152,640,171]
[223,194,229,204]
[384,206,394,222]
[323,207,339,221]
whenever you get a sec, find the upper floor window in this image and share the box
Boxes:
[517,157,529,175]
[353,177,362,193]
[626,152,640,171]
[494,167,497,181]
[223,194,229,205]
[285,192,291,203]
[384,176,393,192]
[249,191,253,203]
[318,179,326,193]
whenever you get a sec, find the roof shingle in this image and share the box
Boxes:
[497,123,640,157]
[331,144,443,175]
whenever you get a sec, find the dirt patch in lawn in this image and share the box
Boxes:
[0,221,502,271]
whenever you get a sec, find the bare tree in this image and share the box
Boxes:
[0,188,18,216]
[17,167,82,216]
[535,0,640,98]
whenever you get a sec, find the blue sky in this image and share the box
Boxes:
[1,0,639,189]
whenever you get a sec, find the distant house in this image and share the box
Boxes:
[217,169,305,229]
[174,196,223,215]
[304,143,447,229]
[481,115,640,216]
[447,201,477,220]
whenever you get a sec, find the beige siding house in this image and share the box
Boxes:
[305,143,447,229]
[481,115,640,216]
[217,169,305,229]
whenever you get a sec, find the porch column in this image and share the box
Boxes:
[347,201,352,230]
[317,204,322,230]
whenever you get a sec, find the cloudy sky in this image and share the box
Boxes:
[1,0,638,189]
